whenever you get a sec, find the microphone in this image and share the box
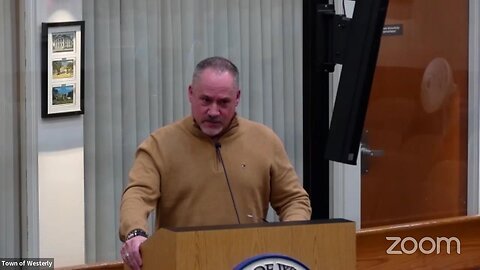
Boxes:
[215,142,241,224]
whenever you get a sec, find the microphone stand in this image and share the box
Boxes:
[215,142,241,224]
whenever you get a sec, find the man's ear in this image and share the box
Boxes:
[188,85,194,102]
[235,90,241,106]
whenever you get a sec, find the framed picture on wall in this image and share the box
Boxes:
[41,21,85,118]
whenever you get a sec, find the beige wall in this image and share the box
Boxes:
[25,0,86,267]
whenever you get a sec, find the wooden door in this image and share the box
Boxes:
[361,0,469,228]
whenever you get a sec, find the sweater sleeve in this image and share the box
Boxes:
[269,135,312,221]
[119,138,162,242]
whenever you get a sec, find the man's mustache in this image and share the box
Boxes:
[203,116,221,123]
[203,119,221,124]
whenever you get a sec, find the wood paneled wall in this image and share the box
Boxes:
[357,216,480,269]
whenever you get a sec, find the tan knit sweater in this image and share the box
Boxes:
[119,116,311,241]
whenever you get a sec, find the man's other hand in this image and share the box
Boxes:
[121,236,147,270]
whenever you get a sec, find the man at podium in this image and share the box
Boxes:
[119,56,312,270]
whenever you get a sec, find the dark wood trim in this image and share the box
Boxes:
[168,218,352,232]
[56,261,123,270]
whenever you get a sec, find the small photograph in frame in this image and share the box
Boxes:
[41,21,84,118]
[52,58,75,80]
[52,31,75,53]
[52,84,76,106]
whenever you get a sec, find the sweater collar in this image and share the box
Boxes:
[184,114,240,142]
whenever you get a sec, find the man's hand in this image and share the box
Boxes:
[121,236,147,270]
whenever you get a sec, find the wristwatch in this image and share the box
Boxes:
[126,229,148,240]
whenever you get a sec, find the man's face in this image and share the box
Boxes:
[188,68,240,138]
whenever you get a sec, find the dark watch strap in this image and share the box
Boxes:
[126,229,148,240]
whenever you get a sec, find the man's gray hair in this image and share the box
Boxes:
[192,56,239,88]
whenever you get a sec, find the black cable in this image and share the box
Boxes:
[215,142,241,224]
[342,0,347,16]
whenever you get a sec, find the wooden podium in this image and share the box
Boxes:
[139,219,355,269]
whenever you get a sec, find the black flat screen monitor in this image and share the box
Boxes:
[324,0,389,164]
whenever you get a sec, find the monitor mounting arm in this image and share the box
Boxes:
[316,4,351,73]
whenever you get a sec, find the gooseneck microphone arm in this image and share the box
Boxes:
[215,142,241,224]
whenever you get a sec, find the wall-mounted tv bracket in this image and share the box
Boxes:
[316,4,351,73]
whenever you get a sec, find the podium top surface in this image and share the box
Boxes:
[162,218,353,232]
